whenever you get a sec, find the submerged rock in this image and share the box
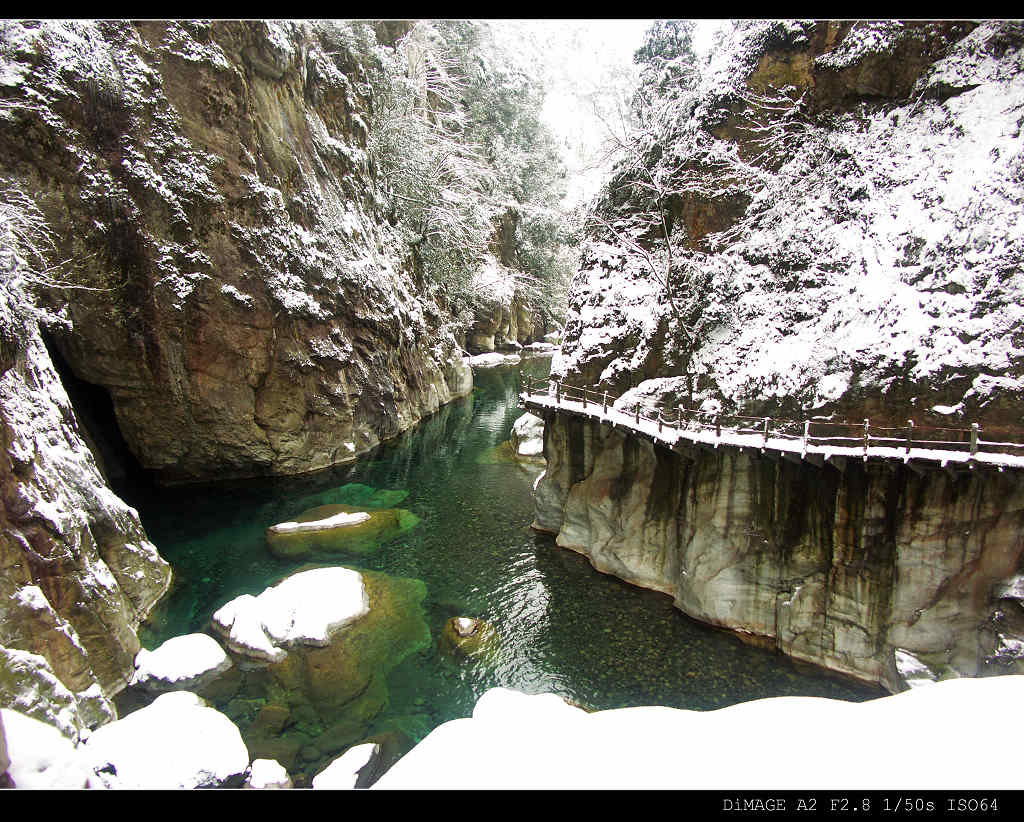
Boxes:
[82,691,249,789]
[131,633,234,694]
[439,617,499,660]
[265,504,419,559]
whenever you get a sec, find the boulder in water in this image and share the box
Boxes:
[131,633,234,694]
[439,617,499,660]
[211,568,370,665]
[510,412,545,463]
[265,504,418,558]
[312,742,381,789]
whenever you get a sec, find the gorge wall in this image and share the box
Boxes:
[538,20,1024,692]
[0,20,472,485]
[0,20,488,739]
[534,413,1024,692]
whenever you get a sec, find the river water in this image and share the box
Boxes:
[121,356,880,784]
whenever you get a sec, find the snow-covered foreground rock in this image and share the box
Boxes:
[375,678,1024,789]
[245,758,293,789]
[81,691,249,788]
[0,708,95,788]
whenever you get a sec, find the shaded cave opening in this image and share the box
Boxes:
[41,332,155,497]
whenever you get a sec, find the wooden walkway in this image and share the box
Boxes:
[520,377,1024,474]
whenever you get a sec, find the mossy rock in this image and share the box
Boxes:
[438,616,500,661]
[265,503,419,558]
[265,570,430,714]
[293,483,409,513]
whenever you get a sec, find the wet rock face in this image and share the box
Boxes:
[536,414,1024,691]
[0,20,471,483]
[0,331,171,714]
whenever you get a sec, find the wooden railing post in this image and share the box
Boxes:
[555,381,561,404]
[582,390,587,410]
[863,419,870,457]
[635,404,640,424]
[658,410,663,433]
[906,420,913,454]
[763,417,769,447]
[715,415,721,440]
[971,423,979,455]
[803,420,809,451]
[602,391,608,414]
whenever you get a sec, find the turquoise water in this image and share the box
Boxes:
[122,357,880,783]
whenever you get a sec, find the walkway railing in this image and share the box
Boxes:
[520,376,1024,470]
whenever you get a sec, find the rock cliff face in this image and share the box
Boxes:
[537,19,1024,691]
[465,213,555,354]
[0,20,471,483]
[0,326,171,737]
[534,413,1024,691]
[555,20,1024,431]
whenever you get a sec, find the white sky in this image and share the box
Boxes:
[490,19,730,207]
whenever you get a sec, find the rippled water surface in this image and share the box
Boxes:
[123,357,880,781]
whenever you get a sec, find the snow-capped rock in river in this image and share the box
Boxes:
[212,568,370,664]
[374,677,1024,789]
[557,21,1024,431]
[131,633,233,694]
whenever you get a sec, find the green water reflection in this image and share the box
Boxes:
[123,356,880,783]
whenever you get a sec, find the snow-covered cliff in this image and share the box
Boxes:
[0,20,472,483]
[556,21,1024,430]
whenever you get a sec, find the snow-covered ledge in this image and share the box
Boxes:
[373,677,1024,789]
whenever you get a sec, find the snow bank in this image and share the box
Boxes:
[82,691,248,789]
[374,678,1024,789]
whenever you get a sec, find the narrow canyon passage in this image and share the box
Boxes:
[114,358,879,783]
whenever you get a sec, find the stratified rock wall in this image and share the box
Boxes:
[0,20,471,483]
[535,413,1024,691]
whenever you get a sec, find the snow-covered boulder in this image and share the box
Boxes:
[311,742,381,789]
[131,633,234,694]
[374,677,1024,789]
[265,503,418,559]
[522,341,556,356]
[0,708,95,788]
[469,352,521,368]
[82,691,249,789]
[510,412,545,461]
[245,758,293,789]
[212,568,370,665]
[269,511,371,535]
